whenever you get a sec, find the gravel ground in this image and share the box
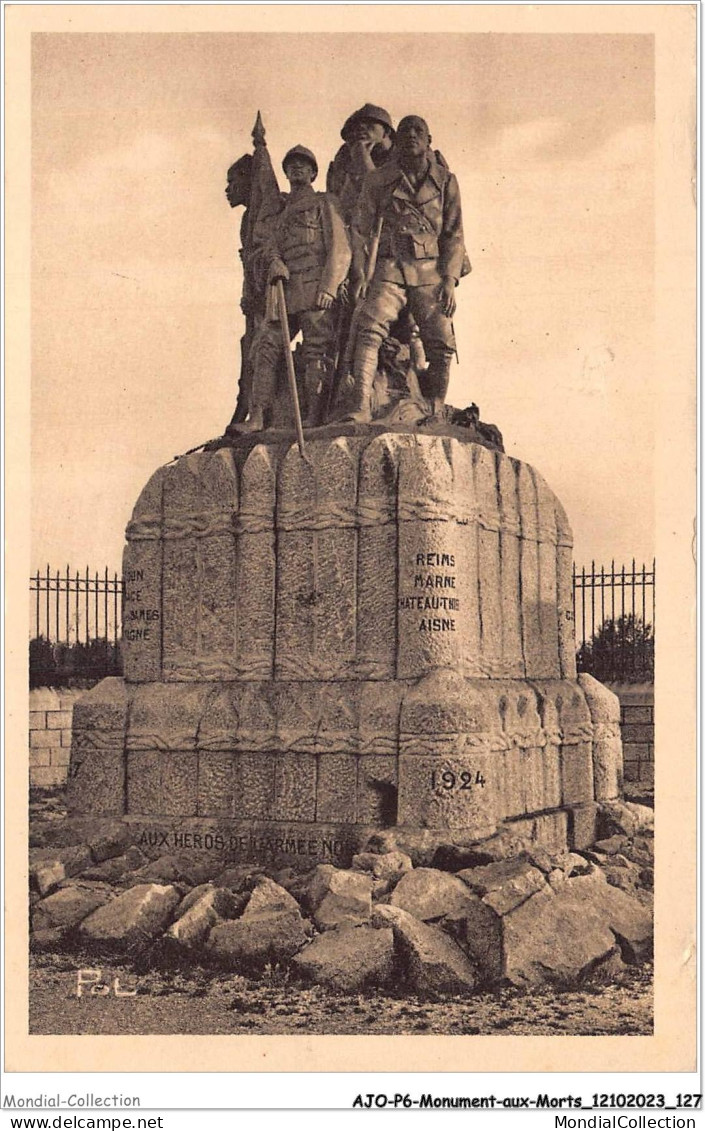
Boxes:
[29,952,653,1036]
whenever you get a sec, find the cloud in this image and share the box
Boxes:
[493,116,652,171]
[496,117,571,159]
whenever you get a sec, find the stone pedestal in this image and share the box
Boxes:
[68,432,623,868]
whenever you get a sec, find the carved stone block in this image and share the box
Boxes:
[497,454,525,678]
[160,752,198,816]
[122,468,165,682]
[397,753,496,835]
[197,751,235,817]
[236,445,276,679]
[237,753,276,820]
[356,756,398,826]
[271,754,317,822]
[579,674,623,800]
[357,435,409,679]
[67,679,128,816]
[67,748,125,817]
[316,754,358,823]
[397,440,460,678]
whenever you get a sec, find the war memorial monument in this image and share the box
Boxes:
[30,108,653,1001]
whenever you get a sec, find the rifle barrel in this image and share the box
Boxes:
[275,279,307,458]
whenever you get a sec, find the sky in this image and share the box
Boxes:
[31,31,655,573]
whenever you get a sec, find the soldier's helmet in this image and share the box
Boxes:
[282,145,318,179]
[341,104,395,142]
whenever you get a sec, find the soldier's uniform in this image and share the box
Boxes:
[348,153,468,421]
[253,148,351,427]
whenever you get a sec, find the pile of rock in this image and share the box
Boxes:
[29,802,653,997]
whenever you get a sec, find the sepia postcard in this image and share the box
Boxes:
[3,2,698,1085]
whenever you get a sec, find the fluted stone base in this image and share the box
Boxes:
[67,671,621,864]
[68,433,623,865]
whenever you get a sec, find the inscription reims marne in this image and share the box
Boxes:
[399,552,458,632]
[123,568,159,642]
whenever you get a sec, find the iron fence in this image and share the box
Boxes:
[28,559,656,684]
[573,559,655,682]
[30,565,123,646]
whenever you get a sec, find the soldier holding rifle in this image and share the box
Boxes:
[235,145,350,433]
[342,115,468,424]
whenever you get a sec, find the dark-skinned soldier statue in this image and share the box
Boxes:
[344,115,468,424]
[236,145,350,432]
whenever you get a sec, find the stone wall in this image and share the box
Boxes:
[29,688,83,788]
[606,683,654,791]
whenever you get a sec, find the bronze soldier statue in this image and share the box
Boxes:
[235,145,351,433]
[224,154,263,427]
[326,103,396,225]
[344,115,469,424]
[224,113,281,431]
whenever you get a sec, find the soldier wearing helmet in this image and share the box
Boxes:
[326,104,396,225]
[236,145,351,432]
[343,115,470,424]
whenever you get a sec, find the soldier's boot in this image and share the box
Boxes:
[302,358,331,428]
[418,352,453,421]
[340,339,380,424]
[231,404,266,434]
[409,327,428,375]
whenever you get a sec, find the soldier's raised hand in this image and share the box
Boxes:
[438,277,457,318]
[316,290,335,310]
[349,138,377,173]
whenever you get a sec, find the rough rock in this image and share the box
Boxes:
[207,910,310,969]
[430,843,500,872]
[303,865,373,932]
[177,883,215,917]
[241,877,301,920]
[166,887,241,951]
[573,872,653,963]
[461,867,653,986]
[352,851,413,883]
[80,846,147,882]
[32,885,112,933]
[373,906,477,996]
[270,867,298,891]
[361,829,445,868]
[122,854,183,885]
[89,829,133,864]
[590,853,643,895]
[430,822,571,873]
[214,864,266,893]
[389,868,478,922]
[457,858,547,914]
[176,858,223,887]
[598,801,654,840]
[31,860,67,898]
[292,925,395,992]
[30,927,66,951]
[525,849,591,877]
[78,884,181,952]
[628,836,654,868]
[30,845,94,896]
[586,835,653,890]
